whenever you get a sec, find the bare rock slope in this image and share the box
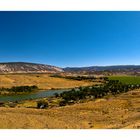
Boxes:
[0,62,63,73]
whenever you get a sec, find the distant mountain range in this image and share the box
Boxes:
[0,62,140,74]
[64,65,140,72]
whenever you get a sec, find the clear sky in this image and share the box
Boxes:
[0,11,140,67]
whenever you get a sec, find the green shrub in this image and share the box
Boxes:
[37,100,49,109]
[59,100,67,106]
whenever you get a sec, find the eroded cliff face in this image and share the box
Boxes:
[0,62,63,73]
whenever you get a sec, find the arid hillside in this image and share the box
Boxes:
[0,89,140,129]
[0,74,94,90]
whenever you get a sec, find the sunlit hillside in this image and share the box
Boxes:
[0,74,94,90]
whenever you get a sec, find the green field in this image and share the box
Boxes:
[108,76,140,85]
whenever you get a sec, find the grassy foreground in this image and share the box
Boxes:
[0,74,94,90]
[0,89,140,128]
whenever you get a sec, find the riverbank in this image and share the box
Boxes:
[0,78,139,107]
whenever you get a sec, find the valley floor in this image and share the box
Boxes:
[0,89,140,129]
[0,74,93,90]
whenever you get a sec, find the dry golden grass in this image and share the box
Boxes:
[0,89,140,129]
[0,74,94,89]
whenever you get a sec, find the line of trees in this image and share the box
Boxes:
[0,85,38,94]
[51,74,108,82]
[59,80,140,106]
[64,76,97,81]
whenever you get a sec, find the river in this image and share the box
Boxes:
[0,89,70,102]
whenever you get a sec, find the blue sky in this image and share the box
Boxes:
[0,11,140,67]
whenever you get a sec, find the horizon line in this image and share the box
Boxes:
[0,61,140,68]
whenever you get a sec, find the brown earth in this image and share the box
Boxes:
[0,90,140,129]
